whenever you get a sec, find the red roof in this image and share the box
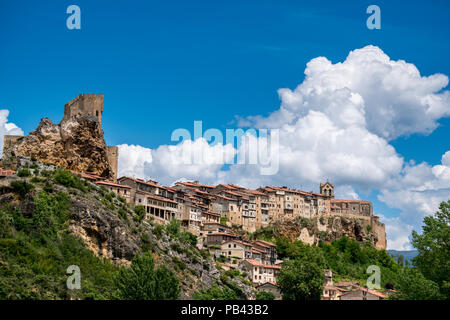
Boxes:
[332,199,371,204]
[339,287,386,299]
[207,232,238,237]
[254,239,277,247]
[118,176,158,187]
[71,170,103,180]
[96,180,131,188]
[0,169,16,176]
[243,259,281,269]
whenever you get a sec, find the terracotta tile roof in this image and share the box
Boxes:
[324,285,349,292]
[0,169,16,176]
[339,287,386,299]
[254,240,277,247]
[96,180,131,188]
[178,181,216,188]
[252,241,270,249]
[335,281,359,287]
[222,239,252,247]
[331,199,371,204]
[207,232,239,237]
[243,259,281,269]
[71,170,103,180]
[145,193,177,204]
[214,194,237,201]
[118,176,158,187]
[245,189,267,196]
[252,248,264,254]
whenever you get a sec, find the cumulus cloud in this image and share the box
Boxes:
[0,109,24,156]
[240,45,450,141]
[378,151,450,241]
[118,138,236,186]
[378,214,414,250]
[117,46,450,249]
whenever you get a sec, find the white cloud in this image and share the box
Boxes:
[118,138,236,186]
[378,214,414,251]
[379,151,450,234]
[0,109,24,156]
[239,45,450,141]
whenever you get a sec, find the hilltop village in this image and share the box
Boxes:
[1,94,388,300]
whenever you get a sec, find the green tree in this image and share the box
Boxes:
[389,268,442,300]
[277,258,324,300]
[193,284,238,300]
[165,219,181,236]
[133,205,146,223]
[411,200,450,298]
[115,252,180,300]
[255,291,275,300]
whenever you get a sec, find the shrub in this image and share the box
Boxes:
[165,219,181,236]
[134,205,146,223]
[17,169,31,177]
[115,253,180,299]
[53,168,86,192]
[10,180,35,198]
[153,224,164,239]
[256,291,275,300]
[179,232,197,246]
[193,284,239,300]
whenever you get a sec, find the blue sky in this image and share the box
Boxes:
[1,0,449,249]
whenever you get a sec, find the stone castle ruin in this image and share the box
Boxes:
[2,94,119,181]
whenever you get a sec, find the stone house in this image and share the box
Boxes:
[252,240,278,265]
[205,232,240,247]
[95,180,132,203]
[220,240,253,262]
[255,282,282,300]
[134,190,179,225]
[339,287,386,300]
[240,259,281,285]
[200,222,232,235]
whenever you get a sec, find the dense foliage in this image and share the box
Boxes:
[255,291,275,300]
[388,268,442,300]
[114,252,180,300]
[277,258,324,300]
[0,191,118,299]
[411,200,450,299]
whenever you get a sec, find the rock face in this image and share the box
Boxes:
[1,115,115,180]
[273,215,383,249]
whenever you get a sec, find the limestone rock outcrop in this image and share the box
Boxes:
[1,115,115,180]
[272,215,384,249]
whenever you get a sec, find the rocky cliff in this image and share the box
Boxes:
[1,115,114,180]
[271,215,385,249]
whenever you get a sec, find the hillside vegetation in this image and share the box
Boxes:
[0,158,253,299]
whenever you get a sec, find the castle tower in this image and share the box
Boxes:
[320,182,334,198]
[63,94,104,126]
[106,146,118,182]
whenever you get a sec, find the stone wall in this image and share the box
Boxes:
[106,146,118,182]
[63,94,104,126]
